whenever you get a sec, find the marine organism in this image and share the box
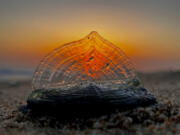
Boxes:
[27,31,156,115]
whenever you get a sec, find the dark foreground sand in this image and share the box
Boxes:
[0,71,180,135]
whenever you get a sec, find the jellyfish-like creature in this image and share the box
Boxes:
[27,31,156,114]
[32,31,136,90]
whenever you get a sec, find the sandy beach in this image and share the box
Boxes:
[0,71,180,135]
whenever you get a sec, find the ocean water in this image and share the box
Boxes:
[0,68,33,81]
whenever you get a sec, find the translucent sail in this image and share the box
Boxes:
[32,31,136,90]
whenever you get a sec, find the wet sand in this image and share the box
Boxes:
[0,71,180,135]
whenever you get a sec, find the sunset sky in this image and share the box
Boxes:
[0,0,180,72]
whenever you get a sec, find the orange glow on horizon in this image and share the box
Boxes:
[1,29,180,71]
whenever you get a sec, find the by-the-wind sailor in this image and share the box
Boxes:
[27,31,156,115]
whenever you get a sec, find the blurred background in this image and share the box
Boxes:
[0,0,180,80]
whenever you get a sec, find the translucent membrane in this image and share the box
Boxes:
[32,31,136,90]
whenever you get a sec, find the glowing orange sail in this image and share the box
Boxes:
[32,31,136,90]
